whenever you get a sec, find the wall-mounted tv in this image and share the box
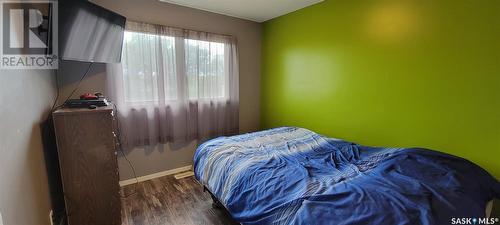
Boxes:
[59,0,126,63]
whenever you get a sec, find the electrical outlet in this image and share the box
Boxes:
[49,210,54,225]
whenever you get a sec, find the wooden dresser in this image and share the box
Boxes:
[52,106,121,225]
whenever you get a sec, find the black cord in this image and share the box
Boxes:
[111,102,139,198]
[45,68,61,123]
[49,68,60,113]
[54,62,93,109]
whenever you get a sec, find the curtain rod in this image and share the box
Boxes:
[125,19,236,39]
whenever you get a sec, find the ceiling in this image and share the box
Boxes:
[158,0,324,22]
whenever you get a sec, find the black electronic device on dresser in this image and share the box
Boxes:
[64,98,109,108]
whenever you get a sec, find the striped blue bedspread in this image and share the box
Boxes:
[194,127,499,225]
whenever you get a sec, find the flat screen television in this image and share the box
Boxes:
[59,0,126,63]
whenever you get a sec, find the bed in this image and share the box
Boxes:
[194,127,499,225]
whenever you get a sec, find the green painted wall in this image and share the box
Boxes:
[261,0,500,178]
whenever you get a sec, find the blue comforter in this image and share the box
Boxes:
[194,127,499,225]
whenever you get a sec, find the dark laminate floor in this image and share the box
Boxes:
[121,175,239,225]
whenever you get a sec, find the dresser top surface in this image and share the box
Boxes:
[53,105,114,116]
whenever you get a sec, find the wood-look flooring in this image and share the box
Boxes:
[121,175,239,225]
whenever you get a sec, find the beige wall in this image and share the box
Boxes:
[0,69,55,225]
[59,0,262,179]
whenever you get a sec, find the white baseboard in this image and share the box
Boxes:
[119,165,192,187]
[174,171,195,180]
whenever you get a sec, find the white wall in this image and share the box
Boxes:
[0,69,56,225]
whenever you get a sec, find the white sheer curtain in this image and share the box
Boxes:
[107,21,239,148]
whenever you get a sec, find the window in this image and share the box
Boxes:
[106,21,239,146]
[185,39,226,99]
[121,31,227,103]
